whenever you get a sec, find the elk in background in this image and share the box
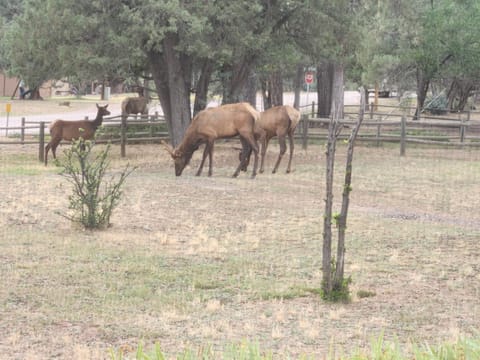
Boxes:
[44,104,110,165]
[121,95,149,117]
[240,105,301,173]
[163,102,260,178]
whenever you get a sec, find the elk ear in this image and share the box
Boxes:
[161,140,175,156]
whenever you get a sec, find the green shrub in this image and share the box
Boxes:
[56,138,135,229]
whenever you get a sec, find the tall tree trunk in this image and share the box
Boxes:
[331,63,344,119]
[193,59,214,116]
[148,33,192,147]
[260,70,283,110]
[333,90,365,290]
[293,64,304,110]
[243,70,258,108]
[269,71,283,107]
[222,56,255,104]
[317,62,334,117]
[447,78,474,112]
[415,67,430,120]
[260,77,270,110]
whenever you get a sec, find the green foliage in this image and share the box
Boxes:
[321,258,352,303]
[111,335,480,360]
[56,138,135,229]
[357,289,376,299]
[322,276,352,303]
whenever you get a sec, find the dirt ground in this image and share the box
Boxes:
[1,138,479,359]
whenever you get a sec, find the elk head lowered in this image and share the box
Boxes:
[162,102,259,178]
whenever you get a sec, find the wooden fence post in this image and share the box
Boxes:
[460,111,469,143]
[311,101,315,118]
[400,114,406,156]
[21,117,25,144]
[301,114,309,150]
[121,115,127,157]
[376,117,381,147]
[39,122,45,163]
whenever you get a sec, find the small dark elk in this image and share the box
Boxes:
[163,102,260,178]
[240,105,301,173]
[44,104,111,165]
[121,95,149,118]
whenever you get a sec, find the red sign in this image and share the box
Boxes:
[304,72,314,84]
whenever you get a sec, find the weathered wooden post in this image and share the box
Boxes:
[301,114,309,150]
[311,101,315,118]
[400,113,406,156]
[460,111,469,143]
[121,114,127,157]
[21,117,25,144]
[39,122,45,163]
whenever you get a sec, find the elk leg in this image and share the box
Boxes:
[272,135,287,174]
[44,143,51,166]
[196,143,210,176]
[259,137,269,174]
[239,144,252,172]
[286,131,295,173]
[233,138,248,177]
[207,142,214,177]
[249,139,259,179]
[51,140,59,159]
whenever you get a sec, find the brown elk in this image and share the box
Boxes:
[162,102,260,178]
[44,104,110,165]
[240,105,301,174]
[121,96,149,117]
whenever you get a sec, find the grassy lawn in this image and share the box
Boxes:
[1,129,479,359]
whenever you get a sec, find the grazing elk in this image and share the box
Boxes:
[44,104,110,165]
[240,105,301,174]
[121,95,149,117]
[163,102,260,178]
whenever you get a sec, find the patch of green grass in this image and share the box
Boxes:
[357,289,376,299]
[111,335,480,360]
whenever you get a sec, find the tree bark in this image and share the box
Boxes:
[414,67,430,120]
[331,63,344,119]
[260,70,283,110]
[322,111,341,295]
[221,56,255,104]
[293,64,304,110]
[447,78,475,112]
[193,59,214,116]
[148,33,192,147]
[333,89,365,289]
[316,62,334,117]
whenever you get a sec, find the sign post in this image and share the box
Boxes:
[5,103,11,136]
[304,71,314,107]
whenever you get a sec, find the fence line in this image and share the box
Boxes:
[1,104,479,162]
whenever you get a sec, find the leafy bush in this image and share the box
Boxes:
[56,138,135,229]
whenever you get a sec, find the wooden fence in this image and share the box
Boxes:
[1,104,479,163]
[0,113,168,162]
[297,103,480,155]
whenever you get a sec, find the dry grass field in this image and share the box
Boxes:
[1,131,480,359]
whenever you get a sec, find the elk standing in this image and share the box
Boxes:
[44,104,110,165]
[121,96,149,117]
[241,105,301,173]
[163,102,260,178]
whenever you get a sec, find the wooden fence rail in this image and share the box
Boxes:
[297,109,480,155]
[1,105,479,162]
